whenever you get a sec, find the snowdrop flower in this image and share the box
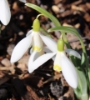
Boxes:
[28,37,81,88]
[0,0,11,25]
[11,18,56,63]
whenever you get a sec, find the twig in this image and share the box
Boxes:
[43,73,61,85]
[0,64,15,74]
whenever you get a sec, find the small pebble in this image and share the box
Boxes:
[1,58,11,67]
[12,2,19,11]
[18,31,24,36]
[18,55,29,66]
[1,26,5,31]
[84,13,90,22]
[9,38,13,42]
[57,4,63,8]
[74,23,80,28]
[7,44,15,56]
[17,63,27,71]
[52,5,60,13]
[19,15,24,20]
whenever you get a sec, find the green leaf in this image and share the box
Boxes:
[25,3,60,26]
[40,28,52,38]
[74,70,88,99]
[48,26,85,52]
[87,68,90,90]
[48,26,90,68]
[81,52,85,65]
[81,94,88,100]
[70,56,81,69]
[88,69,90,83]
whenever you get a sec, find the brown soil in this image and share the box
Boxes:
[0,0,90,100]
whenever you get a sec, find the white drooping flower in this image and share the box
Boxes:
[10,18,56,63]
[28,38,81,88]
[0,0,11,25]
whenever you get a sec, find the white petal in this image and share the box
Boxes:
[30,48,33,54]
[0,0,11,25]
[60,52,78,88]
[44,46,52,53]
[52,56,55,61]
[44,47,55,61]
[33,32,43,52]
[11,33,33,63]
[54,52,61,65]
[65,49,81,59]
[28,52,56,73]
[40,34,57,52]
[44,46,55,58]
[28,51,40,64]
[28,51,40,72]
[26,29,33,36]
[53,52,62,71]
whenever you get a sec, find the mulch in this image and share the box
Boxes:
[0,0,90,100]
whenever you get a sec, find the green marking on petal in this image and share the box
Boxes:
[33,46,41,52]
[33,18,40,32]
[53,65,62,72]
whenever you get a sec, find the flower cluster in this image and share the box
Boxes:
[0,0,11,25]
[10,18,81,89]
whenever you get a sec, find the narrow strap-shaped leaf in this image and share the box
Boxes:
[48,26,85,52]
[74,70,88,100]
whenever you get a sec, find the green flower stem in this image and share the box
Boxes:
[25,3,60,26]
[26,3,70,47]
[62,32,71,48]
[40,28,52,37]
[48,26,89,63]
[48,26,85,52]
[36,14,45,19]
[25,3,70,47]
